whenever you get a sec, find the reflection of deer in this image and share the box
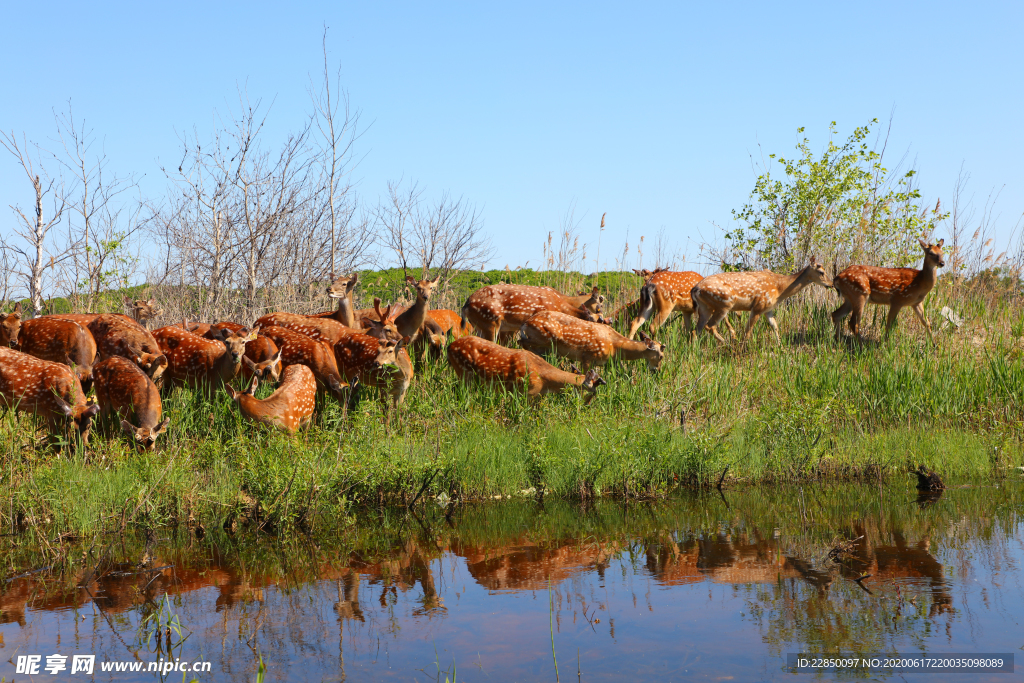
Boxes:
[334,572,364,622]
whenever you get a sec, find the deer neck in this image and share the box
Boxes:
[915,259,938,291]
[540,366,585,394]
[614,338,653,361]
[336,292,357,328]
[214,346,244,382]
[398,294,428,337]
[777,269,811,302]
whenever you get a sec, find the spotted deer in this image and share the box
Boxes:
[395,274,445,359]
[123,296,163,328]
[832,239,946,342]
[334,334,413,407]
[0,302,23,347]
[191,322,281,382]
[226,364,319,434]
[254,311,364,345]
[259,325,350,402]
[0,347,100,446]
[692,263,832,342]
[15,318,98,392]
[153,325,256,391]
[63,314,168,383]
[93,356,169,451]
[518,311,666,370]
[628,269,736,339]
[429,309,473,339]
[447,336,607,402]
[460,284,604,342]
[309,272,360,328]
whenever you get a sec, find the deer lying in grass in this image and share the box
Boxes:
[518,311,666,370]
[832,239,946,342]
[93,356,169,451]
[153,325,256,391]
[226,365,319,434]
[259,325,350,402]
[334,335,413,407]
[16,318,98,392]
[0,347,100,447]
[692,262,832,342]
[628,269,736,340]
[447,336,607,402]
[63,314,168,383]
[0,302,22,347]
[461,284,604,342]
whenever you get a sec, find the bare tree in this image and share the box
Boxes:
[0,130,70,316]
[374,180,492,285]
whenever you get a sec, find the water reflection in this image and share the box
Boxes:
[0,482,1020,682]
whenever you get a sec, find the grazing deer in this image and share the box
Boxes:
[0,302,23,347]
[334,334,413,407]
[189,321,281,382]
[429,308,473,339]
[254,311,363,345]
[447,336,607,402]
[15,318,98,392]
[627,269,737,340]
[0,347,100,447]
[260,325,350,402]
[123,296,163,328]
[153,325,256,391]
[832,239,946,342]
[518,311,666,370]
[460,284,604,342]
[226,364,319,434]
[309,272,360,328]
[63,314,168,383]
[692,262,832,342]
[93,356,169,451]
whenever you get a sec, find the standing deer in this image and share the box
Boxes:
[832,239,946,342]
[309,272,359,328]
[518,311,666,370]
[0,302,22,347]
[0,347,100,447]
[627,269,736,340]
[60,314,167,383]
[334,334,413,407]
[152,325,255,391]
[447,336,607,402]
[429,309,473,339]
[461,284,604,342]
[226,365,319,434]
[692,262,832,342]
[395,274,445,360]
[15,318,98,392]
[259,325,351,402]
[93,356,169,451]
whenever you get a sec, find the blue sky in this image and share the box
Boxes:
[1,1,1021,273]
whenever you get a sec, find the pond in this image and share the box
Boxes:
[1,480,1021,681]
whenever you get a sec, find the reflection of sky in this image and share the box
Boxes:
[1,520,1022,681]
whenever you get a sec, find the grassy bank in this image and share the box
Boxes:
[2,275,1023,537]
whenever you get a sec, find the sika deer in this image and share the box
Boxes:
[123,296,163,328]
[832,239,946,342]
[0,302,22,347]
[260,325,350,402]
[254,311,362,345]
[93,356,169,451]
[518,311,666,370]
[66,314,168,383]
[692,262,832,342]
[429,309,473,339]
[461,284,604,342]
[309,272,359,328]
[628,269,736,340]
[0,347,100,447]
[153,325,255,391]
[447,336,606,402]
[395,274,440,344]
[334,334,413,407]
[16,318,98,392]
[192,322,281,381]
[226,365,318,434]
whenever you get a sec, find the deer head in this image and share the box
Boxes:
[121,417,170,452]
[581,368,607,404]
[406,274,441,303]
[0,302,22,347]
[243,348,283,383]
[55,395,101,444]
[125,296,163,321]
[365,298,400,340]
[799,261,833,287]
[918,238,946,268]
[636,330,667,370]
[223,330,258,364]
[581,286,605,315]
[327,272,359,299]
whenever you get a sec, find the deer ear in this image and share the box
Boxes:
[13,302,21,315]
[936,238,944,247]
[405,275,416,284]
[569,362,582,374]
[226,385,239,400]
[918,237,929,249]
[270,348,283,364]
[154,418,170,435]
[121,419,136,437]
[243,356,258,372]
[246,375,258,395]
[54,395,75,418]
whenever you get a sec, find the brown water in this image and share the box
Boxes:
[1,482,1022,681]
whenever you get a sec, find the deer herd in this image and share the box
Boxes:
[0,239,946,451]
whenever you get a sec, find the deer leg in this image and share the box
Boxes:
[681,311,693,337]
[706,308,729,343]
[911,303,935,343]
[764,310,781,343]
[722,313,737,339]
[742,311,762,341]
[627,297,655,340]
[883,304,903,339]
[831,299,852,339]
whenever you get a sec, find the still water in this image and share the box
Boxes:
[1,481,1022,681]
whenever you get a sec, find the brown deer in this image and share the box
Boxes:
[692,262,832,342]
[429,308,473,339]
[191,322,281,382]
[61,314,168,383]
[0,302,23,347]
[309,272,359,328]
[395,274,445,359]
[259,325,350,402]
[254,311,363,345]
[93,356,169,451]
[447,336,606,402]
[153,325,255,391]
[460,284,604,342]
[832,239,946,342]
[15,318,98,392]
[518,311,666,370]
[0,347,100,446]
[226,364,319,434]
[123,296,163,328]
[627,269,737,339]
[334,334,413,407]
